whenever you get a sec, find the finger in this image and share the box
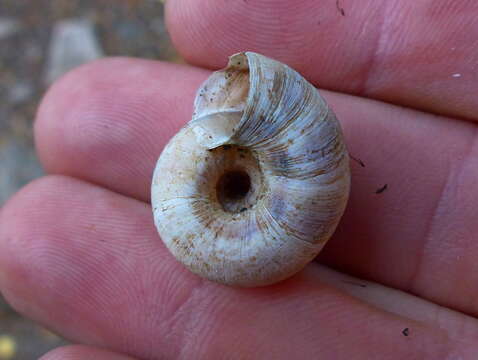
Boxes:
[319,93,478,316]
[0,176,474,359]
[40,345,138,360]
[166,0,478,120]
[35,58,478,315]
[315,265,478,344]
[35,58,209,202]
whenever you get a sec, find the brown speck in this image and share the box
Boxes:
[402,328,409,337]
[375,184,388,194]
[336,0,345,16]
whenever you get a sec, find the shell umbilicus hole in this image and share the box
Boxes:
[208,145,263,214]
[216,170,251,213]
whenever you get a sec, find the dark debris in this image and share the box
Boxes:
[336,0,345,16]
[375,184,388,194]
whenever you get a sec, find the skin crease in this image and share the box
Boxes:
[39,345,138,360]
[0,0,477,359]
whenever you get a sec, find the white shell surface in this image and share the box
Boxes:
[151,52,350,287]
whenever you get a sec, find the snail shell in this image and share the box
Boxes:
[151,52,350,287]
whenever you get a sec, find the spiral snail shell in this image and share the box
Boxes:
[151,52,350,287]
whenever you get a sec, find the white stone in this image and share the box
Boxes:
[8,81,33,104]
[0,138,44,206]
[0,17,21,39]
[45,18,104,84]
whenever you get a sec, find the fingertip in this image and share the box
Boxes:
[35,57,131,173]
[165,0,225,69]
[35,57,159,174]
[34,57,209,201]
[0,176,77,301]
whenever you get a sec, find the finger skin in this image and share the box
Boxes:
[35,57,209,202]
[35,58,478,316]
[316,265,478,345]
[0,176,465,360]
[320,94,478,315]
[166,0,478,120]
[39,345,137,360]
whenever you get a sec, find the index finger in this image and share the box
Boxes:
[166,0,478,120]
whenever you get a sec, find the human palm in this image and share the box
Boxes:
[1,1,478,359]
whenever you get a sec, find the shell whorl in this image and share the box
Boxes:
[151,52,350,287]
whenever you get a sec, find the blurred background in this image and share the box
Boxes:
[0,0,179,358]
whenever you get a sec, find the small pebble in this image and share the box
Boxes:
[7,81,33,104]
[0,17,21,40]
[45,18,104,84]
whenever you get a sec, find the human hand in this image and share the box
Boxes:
[1,1,477,359]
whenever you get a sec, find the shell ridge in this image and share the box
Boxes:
[231,53,264,146]
[259,202,316,246]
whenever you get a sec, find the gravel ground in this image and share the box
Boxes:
[0,1,178,358]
